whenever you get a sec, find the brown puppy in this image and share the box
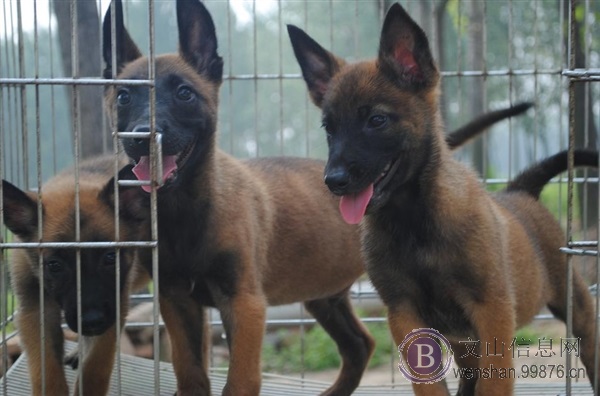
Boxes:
[100,1,528,395]
[103,1,372,394]
[288,3,599,396]
[3,156,149,396]
[288,4,598,395]
[99,0,540,395]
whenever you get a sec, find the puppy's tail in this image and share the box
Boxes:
[505,149,598,199]
[445,102,533,149]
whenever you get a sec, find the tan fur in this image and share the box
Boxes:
[154,150,369,396]
[159,295,211,395]
[16,304,69,395]
[214,156,368,396]
[7,156,150,395]
[101,1,535,393]
[101,0,380,392]
[288,4,599,395]
[375,155,597,395]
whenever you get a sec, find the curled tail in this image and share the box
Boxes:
[505,149,598,199]
[446,102,533,149]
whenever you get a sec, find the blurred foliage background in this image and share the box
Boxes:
[1,1,598,222]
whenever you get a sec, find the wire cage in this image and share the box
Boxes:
[0,0,599,395]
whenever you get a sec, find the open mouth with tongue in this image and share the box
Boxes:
[338,158,401,225]
[131,142,195,193]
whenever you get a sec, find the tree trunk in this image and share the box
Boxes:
[467,1,486,175]
[434,0,450,127]
[52,0,107,158]
[563,0,598,230]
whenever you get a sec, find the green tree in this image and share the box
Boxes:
[52,0,107,158]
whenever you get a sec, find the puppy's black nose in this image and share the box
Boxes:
[81,309,107,335]
[132,124,150,146]
[324,168,350,192]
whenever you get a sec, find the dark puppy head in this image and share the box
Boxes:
[288,3,442,224]
[2,166,147,336]
[102,0,223,192]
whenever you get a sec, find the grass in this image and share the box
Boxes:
[0,232,17,334]
[514,326,544,345]
[1,290,16,335]
[259,323,553,374]
[261,318,394,374]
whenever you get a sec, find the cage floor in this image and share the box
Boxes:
[2,342,596,395]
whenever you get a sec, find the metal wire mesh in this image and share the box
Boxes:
[0,0,598,395]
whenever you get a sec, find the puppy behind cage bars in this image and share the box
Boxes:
[101,0,536,394]
[0,0,556,389]
[288,3,600,395]
[1,156,151,396]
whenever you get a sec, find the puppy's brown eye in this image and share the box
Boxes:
[367,114,387,128]
[176,86,195,102]
[321,121,333,135]
[103,251,117,266]
[117,89,131,106]
[46,259,63,273]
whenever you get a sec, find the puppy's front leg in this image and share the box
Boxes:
[160,293,210,396]
[220,292,266,396]
[470,300,516,396]
[72,327,117,396]
[388,302,451,396]
[17,296,68,396]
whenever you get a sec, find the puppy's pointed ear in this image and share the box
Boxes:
[102,0,143,79]
[377,3,438,90]
[177,0,224,83]
[287,25,346,108]
[99,165,150,222]
[2,180,39,240]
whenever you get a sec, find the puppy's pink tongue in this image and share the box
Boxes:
[132,156,178,193]
[339,184,374,225]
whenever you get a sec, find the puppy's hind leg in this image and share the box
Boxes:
[450,341,479,396]
[304,291,375,396]
[219,292,266,396]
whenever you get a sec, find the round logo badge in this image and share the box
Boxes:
[398,328,454,383]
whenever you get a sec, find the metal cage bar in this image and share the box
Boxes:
[0,0,598,394]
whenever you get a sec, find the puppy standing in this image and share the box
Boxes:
[103,1,373,394]
[100,1,526,394]
[289,3,599,396]
[3,157,149,396]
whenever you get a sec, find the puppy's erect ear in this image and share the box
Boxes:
[99,165,150,223]
[287,25,346,108]
[1,180,39,240]
[177,0,224,83]
[102,0,143,79]
[377,3,438,90]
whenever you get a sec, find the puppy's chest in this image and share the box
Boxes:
[363,229,476,337]
[153,207,240,305]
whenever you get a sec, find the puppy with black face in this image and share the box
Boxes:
[3,156,149,396]
[289,3,600,395]
[101,1,526,395]
[103,1,373,395]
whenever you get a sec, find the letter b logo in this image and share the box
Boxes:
[407,338,441,374]
[413,343,436,368]
[398,328,453,384]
